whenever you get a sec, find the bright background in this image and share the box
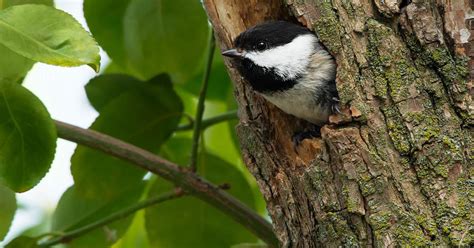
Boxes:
[1,0,110,245]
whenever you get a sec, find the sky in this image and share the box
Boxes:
[1,0,109,245]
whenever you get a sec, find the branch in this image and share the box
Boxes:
[39,190,184,247]
[175,110,238,131]
[189,29,216,171]
[54,120,278,247]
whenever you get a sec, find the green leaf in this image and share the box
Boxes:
[123,0,209,82]
[113,210,150,248]
[0,185,16,241]
[84,0,209,80]
[146,150,258,248]
[159,137,193,165]
[5,236,38,248]
[0,43,33,84]
[73,74,183,196]
[225,87,242,156]
[52,184,145,248]
[0,0,54,84]
[2,0,53,8]
[204,100,241,166]
[0,5,100,71]
[83,0,129,69]
[85,74,149,112]
[181,50,233,101]
[0,82,56,192]
[103,61,128,75]
[85,0,209,81]
[231,243,268,248]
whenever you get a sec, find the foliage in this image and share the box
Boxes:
[0,185,16,241]
[0,82,56,192]
[0,4,100,71]
[0,0,268,247]
[0,0,53,84]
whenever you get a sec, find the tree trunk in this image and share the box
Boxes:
[203,0,473,247]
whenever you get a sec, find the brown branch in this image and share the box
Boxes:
[54,120,278,247]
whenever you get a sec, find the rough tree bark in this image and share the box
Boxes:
[203,0,473,247]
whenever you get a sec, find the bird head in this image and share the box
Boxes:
[222,21,319,90]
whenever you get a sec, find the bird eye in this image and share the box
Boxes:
[255,42,267,51]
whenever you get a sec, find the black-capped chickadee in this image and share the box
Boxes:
[222,21,339,143]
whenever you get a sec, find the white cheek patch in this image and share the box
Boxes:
[244,34,317,80]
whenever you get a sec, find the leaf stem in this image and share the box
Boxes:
[38,190,184,247]
[176,110,237,131]
[54,120,278,247]
[189,29,216,172]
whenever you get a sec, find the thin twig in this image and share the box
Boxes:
[54,120,278,247]
[38,190,184,247]
[189,29,216,172]
[176,110,237,131]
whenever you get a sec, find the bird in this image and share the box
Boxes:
[222,20,339,145]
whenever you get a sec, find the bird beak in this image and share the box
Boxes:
[222,49,243,58]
